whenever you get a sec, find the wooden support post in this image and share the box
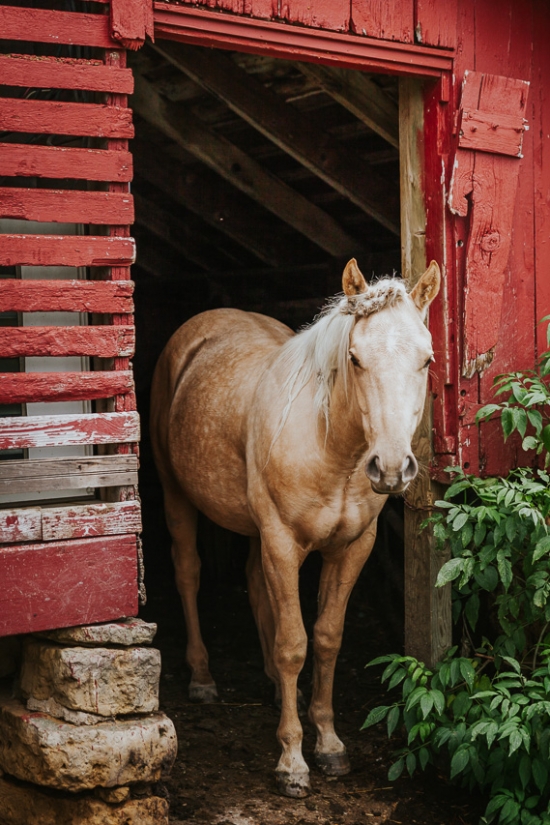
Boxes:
[400,77,452,666]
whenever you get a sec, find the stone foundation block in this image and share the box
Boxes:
[21,639,161,716]
[0,696,177,791]
[36,618,157,647]
[0,776,169,825]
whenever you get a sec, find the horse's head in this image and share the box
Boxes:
[343,259,441,494]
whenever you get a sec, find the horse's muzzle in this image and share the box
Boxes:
[364,452,418,494]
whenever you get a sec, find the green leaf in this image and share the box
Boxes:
[474,565,499,592]
[361,705,390,729]
[430,689,445,716]
[465,593,480,630]
[436,558,464,587]
[542,425,550,453]
[519,754,532,790]
[501,656,522,675]
[450,747,470,779]
[387,705,400,738]
[497,554,514,592]
[460,659,476,691]
[502,408,516,439]
[532,758,548,792]
[420,692,434,719]
[388,758,404,782]
[418,747,430,771]
[533,536,550,563]
[406,751,417,777]
[452,512,470,532]
[527,409,543,434]
[388,668,407,691]
[509,729,523,755]
[476,404,501,423]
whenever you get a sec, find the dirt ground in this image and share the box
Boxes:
[140,543,486,825]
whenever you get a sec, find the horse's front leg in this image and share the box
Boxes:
[309,524,377,776]
[260,529,310,798]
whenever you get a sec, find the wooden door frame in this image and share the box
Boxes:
[146,8,455,664]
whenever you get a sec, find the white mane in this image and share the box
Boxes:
[272,277,408,442]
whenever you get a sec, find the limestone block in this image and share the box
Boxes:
[21,639,161,716]
[35,617,157,647]
[26,696,105,726]
[0,696,177,791]
[0,776,169,825]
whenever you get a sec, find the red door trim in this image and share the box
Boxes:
[153,3,454,77]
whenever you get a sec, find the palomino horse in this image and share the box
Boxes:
[151,259,440,798]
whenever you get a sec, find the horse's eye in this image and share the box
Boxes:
[423,355,434,369]
[350,352,360,367]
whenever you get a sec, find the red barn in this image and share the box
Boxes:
[0,0,548,668]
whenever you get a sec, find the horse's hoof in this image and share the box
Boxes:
[275,770,310,798]
[189,682,218,703]
[314,749,351,776]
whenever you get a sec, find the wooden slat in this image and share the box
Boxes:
[0,501,141,543]
[281,0,349,30]
[152,41,400,234]
[0,188,134,226]
[0,144,133,183]
[0,279,135,314]
[0,412,140,450]
[0,326,135,358]
[0,371,134,404]
[0,99,134,139]
[0,6,116,49]
[0,455,139,495]
[298,63,399,148]
[132,76,361,257]
[0,54,134,95]
[0,535,138,637]
[0,235,135,267]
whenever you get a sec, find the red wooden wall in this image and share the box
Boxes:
[151,0,550,478]
[0,0,145,636]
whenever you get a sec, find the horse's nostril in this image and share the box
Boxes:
[402,454,418,483]
[365,454,381,483]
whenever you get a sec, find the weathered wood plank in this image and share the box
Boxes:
[0,501,141,543]
[0,455,138,495]
[0,54,134,94]
[42,500,141,541]
[0,279,134,314]
[0,6,116,49]
[110,0,154,50]
[298,63,399,148]
[0,188,134,226]
[0,412,140,451]
[351,0,414,42]
[414,0,457,48]
[151,41,400,234]
[281,0,349,31]
[0,326,134,358]
[0,99,134,139]
[0,508,42,544]
[0,535,138,637]
[0,144,133,183]
[0,371,134,405]
[0,235,135,268]
[132,75,361,257]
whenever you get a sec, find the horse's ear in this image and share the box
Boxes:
[342,259,368,296]
[410,261,441,318]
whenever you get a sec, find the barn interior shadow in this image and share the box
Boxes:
[128,40,421,824]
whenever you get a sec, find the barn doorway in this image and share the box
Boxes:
[129,41,418,822]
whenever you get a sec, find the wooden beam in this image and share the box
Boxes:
[132,140,311,267]
[0,501,141,544]
[297,64,399,149]
[400,78,451,667]
[0,412,140,451]
[151,41,400,235]
[132,74,361,257]
[0,455,138,495]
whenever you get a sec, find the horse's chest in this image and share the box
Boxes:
[294,490,382,549]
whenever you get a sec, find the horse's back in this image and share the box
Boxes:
[151,308,293,534]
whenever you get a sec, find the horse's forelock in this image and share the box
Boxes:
[273,278,406,440]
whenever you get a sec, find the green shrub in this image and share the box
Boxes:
[363,319,550,824]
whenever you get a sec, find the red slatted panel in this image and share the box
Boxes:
[280,0,349,31]
[0,412,140,451]
[0,372,134,405]
[0,54,134,94]
[0,189,134,225]
[0,326,135,358]
[0,235,135,267]
[0,98,134,139]
[414,0,457,47]
[0,536,138,637]
[0,6,115,48]
[0,279,134,313]
[0,144,133,183]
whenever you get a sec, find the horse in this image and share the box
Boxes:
[150,258,441,798]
